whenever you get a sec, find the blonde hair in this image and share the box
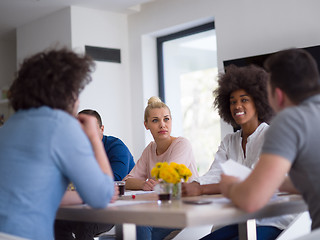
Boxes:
[144,96,171,122]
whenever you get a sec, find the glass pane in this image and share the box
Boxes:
[162,29,220,175]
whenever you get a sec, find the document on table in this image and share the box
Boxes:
[124,190,154,196]
[220,159,251,181]
[108,200,151,207]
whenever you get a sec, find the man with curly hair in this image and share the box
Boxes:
[182,64,294,239]
[0,48,116,240]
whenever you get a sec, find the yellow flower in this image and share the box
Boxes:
[151,162,192,184]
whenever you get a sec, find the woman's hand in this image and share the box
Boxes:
[219,174,241,198]
[142,178,158,191]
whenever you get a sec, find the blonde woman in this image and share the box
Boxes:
[124,96,198,239]
[124,96,198,191]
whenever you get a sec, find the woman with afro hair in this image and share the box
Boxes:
[182,64,295,240]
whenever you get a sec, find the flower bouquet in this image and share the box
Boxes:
[151,162,192,201]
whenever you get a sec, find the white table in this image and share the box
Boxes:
[56,193,307,240]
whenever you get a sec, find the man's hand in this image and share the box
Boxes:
[219,174,240,198]
[182,182,201,196]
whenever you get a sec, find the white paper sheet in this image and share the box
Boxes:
[220,159,251,181]
[69,199,153,208]
[211,197,231,204]
[124,190,154,196]
[220,159,280,200]
[107,200,151,207]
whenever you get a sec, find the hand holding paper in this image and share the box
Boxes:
[220,159,279,200]
[220,159,252,181]
[219,159,252,198]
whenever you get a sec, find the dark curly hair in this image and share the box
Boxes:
[9,48,95,114]
[213,64,274,128]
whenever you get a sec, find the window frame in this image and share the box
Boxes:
[156,22,215,102]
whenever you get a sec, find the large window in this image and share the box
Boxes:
[157,22,220,175]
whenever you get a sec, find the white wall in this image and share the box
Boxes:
[4,8,71,121]
[71,6,133,152]
[0,39,16,122]
[16,7,72,65]
[0,39,16,89]
[128,0,221,157]
[15,6,134,155]
[215,0,320,64]
[9,0,320,160]
[128,0,320,157]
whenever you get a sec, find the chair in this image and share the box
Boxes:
[293,227,320,240]
[276,211,311,239]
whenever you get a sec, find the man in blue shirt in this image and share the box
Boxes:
[55,109,135,240]
[80,109,135,181]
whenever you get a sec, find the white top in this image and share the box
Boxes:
[195,122,268,185]
[194,122,295,229]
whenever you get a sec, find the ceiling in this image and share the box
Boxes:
[0,0,155,41]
